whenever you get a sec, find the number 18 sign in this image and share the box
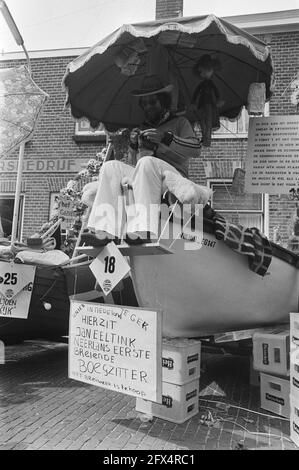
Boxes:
[89,242,130,296]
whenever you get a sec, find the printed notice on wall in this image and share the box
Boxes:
[0,262,36,319]
[245,115,299,194]
[68,301,162,402]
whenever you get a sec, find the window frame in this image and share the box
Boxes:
[73,119,107,142]
[212,107,249,139]
[212,102,270,140]
[207,178,269,236]
[0,193,25,240]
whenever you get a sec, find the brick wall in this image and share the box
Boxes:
[0,56,105,238]
[188,30,299,244]
[266,32,299,242]
[1,27,298,244]
[156,0,183,19]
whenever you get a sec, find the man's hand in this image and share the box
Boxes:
[140,129,164,144]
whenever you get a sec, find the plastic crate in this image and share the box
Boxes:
[260,372,290,418]
[162,337,201,385]
[290,313,299,353]
[290,395,299,448]
[291,349,299,400]
[136,378,199,424]
[252,326,290,377]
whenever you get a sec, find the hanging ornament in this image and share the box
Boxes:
[42,301,52,311]
[231,168,245,196]
[247,83,266,115]
[188,54,222,147]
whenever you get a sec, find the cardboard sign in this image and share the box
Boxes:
[59,198,77,231]
[0,263,36,319]
[50,194,77,231]
[68,301,162,402]
[89,242,130,296]
[0,262,35,299]
[245,115,299,194]
[0,262,36,319]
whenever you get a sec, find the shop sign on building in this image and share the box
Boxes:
[0,158,90,173]
[69,301,162,402]
[245,115,299,194]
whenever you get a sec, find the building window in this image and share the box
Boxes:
[74,118,107,142]
[213,107,249,138]
[208,180,268,233]
[212,102,270,139]
[0,195,24,239]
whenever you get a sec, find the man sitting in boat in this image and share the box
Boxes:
[83,74,206,245]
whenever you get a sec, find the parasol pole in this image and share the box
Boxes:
[10,142,26,244]
[0,1,31,244]
[0,1,31,74]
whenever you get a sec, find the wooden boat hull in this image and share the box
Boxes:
[0,261,138,343]
[1,219,298,341]
[130,223,299,337]
[0,264,71,343]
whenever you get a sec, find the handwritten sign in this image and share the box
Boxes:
[245,115,299,194]
[50,194,76,231]
[59,198,77,231]
[0,262,36,319]
[68,301,162,402]
[89,242,130,296]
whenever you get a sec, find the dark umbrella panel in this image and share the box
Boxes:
[63,14,274,132]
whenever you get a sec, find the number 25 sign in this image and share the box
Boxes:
[0,262,35,300]
[0,272,18,287]
[0,262,36,319]
[89,242,130,296]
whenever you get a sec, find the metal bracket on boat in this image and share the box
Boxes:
[76,241,174,258]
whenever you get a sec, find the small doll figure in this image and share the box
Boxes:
[190,54,222,147]
[247,83,266,115]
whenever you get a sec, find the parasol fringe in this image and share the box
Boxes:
[61,14,274,129]
[63,14,272,79]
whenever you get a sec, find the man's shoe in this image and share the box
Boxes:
[124,231,153,245]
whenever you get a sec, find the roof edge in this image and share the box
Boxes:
[0,9,298,61]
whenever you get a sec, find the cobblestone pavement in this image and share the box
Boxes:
[0,340,297,451]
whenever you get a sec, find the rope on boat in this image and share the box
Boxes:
[158,199,179,244]
[39,279,59,302]
[169,211,194,250]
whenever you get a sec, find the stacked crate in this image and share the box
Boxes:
[252,326,290,418]
[136,338,201,423]
[290,313,299,447]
